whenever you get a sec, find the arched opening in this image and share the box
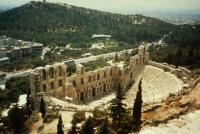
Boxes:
[43,84,46,92]
[104,72,106,78]
[110,69,113,76]
[49,67,54,78]
[50,82,54,89]
[92,88,96,97]
[97,74,100,80]
[42,69,46,80]
[130,73,133,79]
[80,92,84,101]
[73,81,76,87]
[103,84,106,92]
[58,66,62,76]
[81,78,84,84]
[88,76,91,82]
[58,80,62,87]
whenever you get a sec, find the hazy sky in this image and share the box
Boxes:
[0,0,200,14]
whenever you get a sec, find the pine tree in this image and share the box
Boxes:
[109,84,126,129]
[99,117,109,134]
[132,79,143,132]
[81,116,94,134]
[57,114,64,134]
[39,97,46,119]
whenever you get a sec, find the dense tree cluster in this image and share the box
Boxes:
[0,76,30,111]
[165,25,200,48]
[1,90,35,134]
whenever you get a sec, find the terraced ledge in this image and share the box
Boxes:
[141,77,200,128]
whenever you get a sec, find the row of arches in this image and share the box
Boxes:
[41,66,63,80]
[78,83,113,101]
[42,79,63,91]
[72,69,115,87]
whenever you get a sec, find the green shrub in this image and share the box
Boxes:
[93,108,106,120]
[72,111,86,124]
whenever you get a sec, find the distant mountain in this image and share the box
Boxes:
[154,14,200,25]
[0,1,174,46]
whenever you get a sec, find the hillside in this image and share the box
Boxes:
[0,1,174,46]
[150,24,200,69]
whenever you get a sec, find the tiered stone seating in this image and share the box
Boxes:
[125,65,183,106]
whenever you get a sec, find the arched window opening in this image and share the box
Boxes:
[49,67,54,78]
[42,69,46,80]
[97,74,100,80]
[43,84,46,91]
[58,66,62,76]
[104,72,106,78]
[59,80,62,87]
[50,82,54,89]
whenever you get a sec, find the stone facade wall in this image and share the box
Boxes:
[30,45,148,103]
[147,61,192,81]
[147,61,175,72]
[30,63,67,99]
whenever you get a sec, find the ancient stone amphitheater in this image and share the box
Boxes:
[27,44,200,134]
[124,64,183,108]
[29,45,190,108]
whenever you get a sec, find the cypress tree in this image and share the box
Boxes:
[57,114,64,134]
[39,97,46,119]
[132,79,143,132]
[81,116,94,134]
[99,117,109,134]
[25,89,34,122]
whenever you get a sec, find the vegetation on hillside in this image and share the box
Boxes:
[0,1,173,47]
[150,24,200,69]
